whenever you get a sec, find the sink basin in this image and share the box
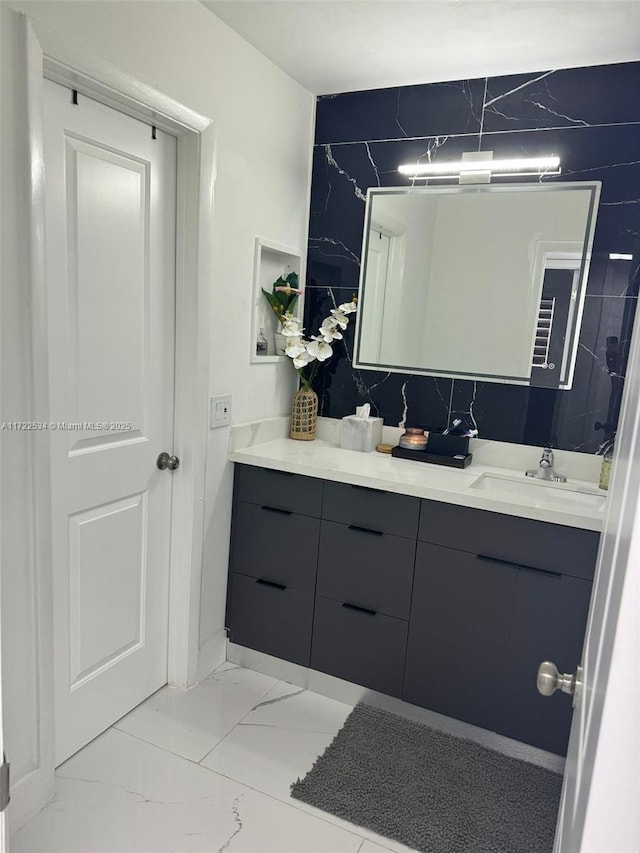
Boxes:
[470,474,607,512]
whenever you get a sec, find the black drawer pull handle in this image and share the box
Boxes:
[256,578,287,591]
[342,602,377,616]
[348,524,384,537]
[351,484,386,495]
[476,554,561,579]
[260,506,292,516]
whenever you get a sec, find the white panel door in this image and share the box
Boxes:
[554,293,640,851]
[43,79,176,766]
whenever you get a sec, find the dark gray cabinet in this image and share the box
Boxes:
[404,499,599,754]
[227,464,599,754]
[418,498,599,581]
[311,487,418,692]
[231,501,319,593]
[317,520,416,620]
[235,463,323,516]
[502,568,592,754]
[227,466,322,666]
[403,542,516,732]
[311,596,408,697]
[228,573,315,666]
[323,480,420,539]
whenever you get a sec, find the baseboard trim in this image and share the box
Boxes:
[226,642,565,775]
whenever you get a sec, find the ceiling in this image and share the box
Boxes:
[202,0,640,95]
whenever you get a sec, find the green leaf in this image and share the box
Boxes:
[261,288,284,319]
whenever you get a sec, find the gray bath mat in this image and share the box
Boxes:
[291,703,562,853]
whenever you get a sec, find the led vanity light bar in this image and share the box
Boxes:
[398,155,561,179]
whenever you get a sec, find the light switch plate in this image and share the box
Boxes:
[210,395,232,428]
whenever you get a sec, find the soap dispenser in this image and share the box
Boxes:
[599,437,615,490]
[256,327,268,356]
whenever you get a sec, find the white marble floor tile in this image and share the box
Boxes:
[115,664,277,762]
[201,680,352,799]
[359,842,396,853]
[201,678,419,853]
[12,727,363,853]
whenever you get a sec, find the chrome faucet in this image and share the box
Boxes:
[526,447,567,483]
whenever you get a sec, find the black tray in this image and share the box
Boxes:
[391,446,473,468]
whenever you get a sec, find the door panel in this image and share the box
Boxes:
[68,494,146,687]
[43,79,176,765]
[65,136,149,451]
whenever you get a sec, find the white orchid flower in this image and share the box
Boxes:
[318,318,343,342]
[281,317,304,337]
[338,300,357,315]
[329,309,349,329]
[307,339,333,361]
[285,338,307,359]
[293,348,316,370]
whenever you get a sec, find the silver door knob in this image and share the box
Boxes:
[157,452,180,471]
[537,661,577,697]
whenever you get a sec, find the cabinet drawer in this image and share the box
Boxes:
[317,521,415,619]
[235,464,323,517]
[323,481,420,539]
[419,499,599,580]
[228,573,313,666]
[311,596,408,698]
[230,501,319,593]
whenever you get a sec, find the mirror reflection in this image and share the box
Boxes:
[354,182,601,389]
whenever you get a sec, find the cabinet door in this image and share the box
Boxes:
[403,542,517,732]
[502,568,592,755]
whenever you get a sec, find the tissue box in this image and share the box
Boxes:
[340,415,383,453]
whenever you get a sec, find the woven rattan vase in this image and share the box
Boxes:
[290,388,318,440]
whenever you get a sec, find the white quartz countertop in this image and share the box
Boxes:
[229,418,607,532]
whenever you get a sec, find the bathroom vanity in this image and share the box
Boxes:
[226,419,603,756]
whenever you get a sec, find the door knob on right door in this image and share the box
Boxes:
[537,660,581,698]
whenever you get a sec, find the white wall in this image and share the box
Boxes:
[1,0,314,827]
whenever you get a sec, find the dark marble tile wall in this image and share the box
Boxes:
[304,62,640,454]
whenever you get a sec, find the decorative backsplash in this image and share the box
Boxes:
[304,62,640,453]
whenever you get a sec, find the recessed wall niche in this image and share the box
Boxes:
[251,238,303,363]
[304,61,640,453]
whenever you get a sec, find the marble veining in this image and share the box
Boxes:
[306,60,640,453]
[219,798,243,853]
[13,669,370,853]
[325,144,367,201]
[483,70,556,110]
[252,687,307,711]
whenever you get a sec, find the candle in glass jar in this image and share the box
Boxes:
[399,427,428,450]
